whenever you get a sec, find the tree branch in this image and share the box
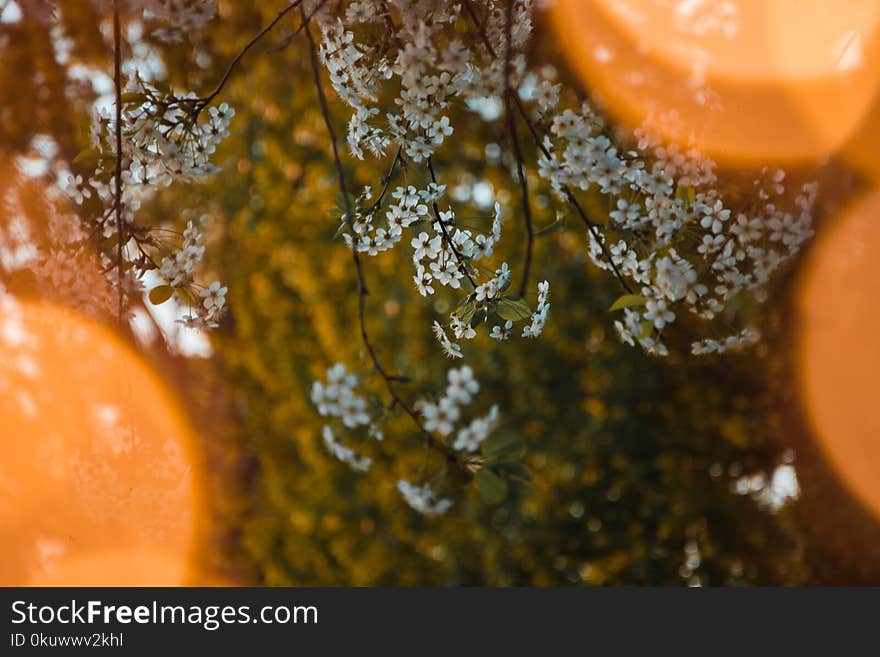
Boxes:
[426,158,479,291]
[511,95,634,294]
[463,0,633,294]
[503,0,534,297]
[201,1,305,106]
[301,7,462,466]
[113,0,125,326]
[367,147,404,214]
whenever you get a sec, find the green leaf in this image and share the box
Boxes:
[72,148,98,165]
[676,184,697,205]
[120,91,148,105]
[496,297,532,322]
[469,308,487,329]
[482,432,524,460]
[455,299,479,325]
[476,467,508,505]
[176,286,199,307]
[491,460,533,483]
[609,294,647,312]
[148,285,174,305]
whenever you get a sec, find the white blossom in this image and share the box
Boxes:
[452,405,500,452]
[322,425,371,472]
[397,480,453,516]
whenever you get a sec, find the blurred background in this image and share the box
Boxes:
[2,0,880,586]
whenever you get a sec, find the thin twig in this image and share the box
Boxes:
[426,158,479,291]
[113,0,125,326]
[201,1,305,105]
[301,7,461,466]
[503,0,534,297]
[462,0,633,294]
[461,0,496,58]
[267,0,332,54]
[367,147,404,214]
[512,95,634,293]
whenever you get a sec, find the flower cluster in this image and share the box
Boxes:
[339,170,546,356]
[123,79,234,184]
[343,183,434,255]
[141,0,217,41]
[64,62,231,325]
[521,280,550,338]
[311,363,371,429]
[310,363,375,473]
[314,1,816,358]
[198,280,227,328]
[159,219,205,287]
[150,217,226,327]
[419,365,500,453]
[535,101,816,356]
[309,362,502,513]
[319,0,532,163]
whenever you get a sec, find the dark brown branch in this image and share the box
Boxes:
[511,95,634,294]
[462,0,496,59]
[201,1,305,105]
[462,0,633,294]
[426,158,479,291]
[301,7,461,466]
[367,147,404,214]
[503,0,534,297]
[268,0,333,54]
[113,0,125,326]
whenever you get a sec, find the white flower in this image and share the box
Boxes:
[433,321,463,359]
[644,298,675,331]
[65,174,91,205]
[411,232,441,261]
[446,366,479,404]
[490,320,513,341]
[322,425,371,472]
[452,406,500,452]
[397,480,453,515]
[450,315,476,340]
[413,265,435,296]
[421,396,460,436]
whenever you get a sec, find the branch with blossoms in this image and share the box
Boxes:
[300,3,467,469]
[295,0,817,512]
[61,2,238,332]
[54,1,820,515]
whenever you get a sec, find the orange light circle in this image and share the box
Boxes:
[0,298,204,585]
[551,0,880,166]
[798,190,880,519]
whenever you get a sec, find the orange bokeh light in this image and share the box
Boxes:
[841,90,880,182]
[551,0,880,166]
[0,298,204,585]
[798,190,880,520]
